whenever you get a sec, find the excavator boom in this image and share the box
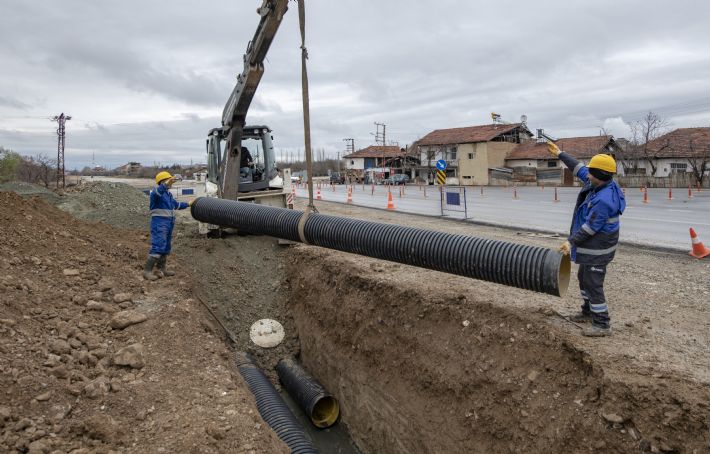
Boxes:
[218,0,289,200]
[222,0,289,129]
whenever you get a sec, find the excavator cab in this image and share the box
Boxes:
[206,125,282,197]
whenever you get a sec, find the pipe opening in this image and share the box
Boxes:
[311,396,340,428]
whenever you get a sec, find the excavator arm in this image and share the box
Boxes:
[219,0,289,200]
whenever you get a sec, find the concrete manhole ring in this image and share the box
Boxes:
[249,319,285,348]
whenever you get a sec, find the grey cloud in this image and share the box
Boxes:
[0,96,30,110]
[1,0,710,166]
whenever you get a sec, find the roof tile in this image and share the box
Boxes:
[644,127,710,158]
[343,145,402,159]
[417,123,525,146]
[506,136,615,160]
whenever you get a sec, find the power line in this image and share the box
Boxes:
[51,113,71,189]
[373,122,386,146]
[342,138,354,154]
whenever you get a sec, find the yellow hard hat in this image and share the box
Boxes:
[588,154,616,173]
[155,171,173,185]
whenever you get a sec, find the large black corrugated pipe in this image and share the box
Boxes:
[193,196,304,242]
[191,198,570,296]
[235,352,319,454]
[276,357,340,428]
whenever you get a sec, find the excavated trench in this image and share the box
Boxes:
[180,207,708,453]
[282,245,710,453]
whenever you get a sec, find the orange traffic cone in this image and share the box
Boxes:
[668,187,673,200]
[316,189,322,200]
[642,188,649,204]
[689,228,710,259]
[347,187,353,204]
[386,191,395,210]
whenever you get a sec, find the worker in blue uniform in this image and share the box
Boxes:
[548,142,625,337]
[143,171,191,280]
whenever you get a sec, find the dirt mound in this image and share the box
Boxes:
[59,181,150,230]
[0,191,287,453]
[0,182,62,204]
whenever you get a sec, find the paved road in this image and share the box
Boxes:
[296,184,710,250]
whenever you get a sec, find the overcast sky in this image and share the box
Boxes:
[1,0,710,169]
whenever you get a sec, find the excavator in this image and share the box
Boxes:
[201,0,292,234]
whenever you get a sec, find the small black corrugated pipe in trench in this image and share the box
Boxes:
[235,352,319,454]
[276,357,339,428]
[191,197,571,296]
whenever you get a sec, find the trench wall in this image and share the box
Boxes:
[287,246,709,454]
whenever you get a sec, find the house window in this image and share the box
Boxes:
[449,146,457,160]
[350,160,354,165]
[670,163,687,173]
[547,161,557,168]
[468,152,476,160]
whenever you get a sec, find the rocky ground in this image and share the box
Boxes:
[0,190,288,453]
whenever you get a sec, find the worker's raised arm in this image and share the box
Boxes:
[547,141,589,183]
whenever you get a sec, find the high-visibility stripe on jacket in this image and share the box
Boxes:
[559,152,626,265]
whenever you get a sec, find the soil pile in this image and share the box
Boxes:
[0,191,287,453]
[0,182,61,204]
[60,182,150,230]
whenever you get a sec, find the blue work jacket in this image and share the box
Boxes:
[559,152,626,265]
[149,183,189,255]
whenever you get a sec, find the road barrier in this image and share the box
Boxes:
[689,228,710,259]
[387,191,395,210]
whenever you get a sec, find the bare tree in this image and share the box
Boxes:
[35,154,57,188]
[17,156,41,184]
[685,140,709,187]
[627,111,669,176]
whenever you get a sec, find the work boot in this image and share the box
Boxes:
[156,255,175,277]
[582,325,612,337]
[143,256,159,281]
[569,311,593,323]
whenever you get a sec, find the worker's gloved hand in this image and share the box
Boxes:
[547,141,561,157]
[188,198,195,206]
[558,240,571,256]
